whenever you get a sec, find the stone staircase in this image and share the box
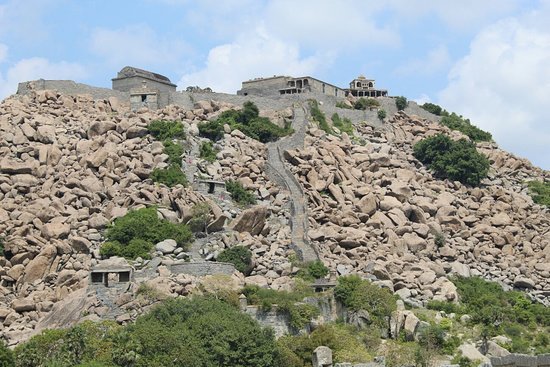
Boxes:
[265,104,319,262]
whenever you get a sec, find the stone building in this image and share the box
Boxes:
[112,66,177,110]
[346,75,388,98]
[237,75,345,97]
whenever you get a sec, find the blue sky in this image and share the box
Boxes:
[1,0,549,170]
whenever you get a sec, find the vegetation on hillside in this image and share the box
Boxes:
[413,134,490,186]
[527,180,550,207]
[377,109,387,120]
[199,101,293,143]
[331,113,354,135]
[199,140,218,162]
[395,96,407,111]
[225,180,256,206]
[354,97,380,110]
[419,103,492,142]
[217,245,253,274]
[334,275,397,327]
[427,277,550,354]
[147,120,188,187]
[100,207,193,259]
[309,100,332,134]
[13,297,281,367]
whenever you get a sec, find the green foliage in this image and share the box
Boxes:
[225,180,256,206]
[331,113,354,135]
[115,297,280,367]
[527,180,550,207]
[0,340,14,367]
[242,283,317,329]
[354,98,379,110]
[200,102,292,143]
[434,231,446,248]
[420,102,444,116]
[199,141,218,162]
[161,139,183,165]
[150,164,188,187]
[14,322,120,367]
[147,120,185,140]
[309,100,332,134]
[217,246,253,274]
[395,96,407,111]
[334,275,397,327]
[297,260,329,281]
[335,101,352,109]
[277,324,372,366]
[102,207,192,259]
[426,300,462,315]
[198,120,225,141]
[440,113,492,142]
[413,134,489,186]
[187,203,212,233]
[449,276,550,353]
[377,109,387,120]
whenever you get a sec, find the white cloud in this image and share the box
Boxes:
[395,45,451,76]
[0,58,87,100]
[0,44,7,63]
[264,0,399,49]
[177,27,326,93]
[413,94,432,105]
[439,11,550,170]
[90,25,193,69]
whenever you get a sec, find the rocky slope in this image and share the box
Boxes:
[0,89,548,345]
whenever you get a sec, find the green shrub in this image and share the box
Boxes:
[527,180,550,207]
[150,164,188,187]
[200,102,292,143]
[440,113,492,142]
[199,141,218,162]
[187,203,212,233]
[147,120,185,140]
[162,139,183,165]
[377,109,387,120]
[198,120,225,141]
[217,246,253,274]
[103,207,193,259]
[297,260,329,281]
[395,96,407,111]
[420,103,443,116]
[426,300,462,315]
[0,340,14,367]
[309,100,332,134]
[434,231,446,247]
[354,98,379,110]
[331,113,353,135]
[114,297,280,367]
[334,275,397,327]
[225,180,256,205]
[335,101,352,109]
[277,324,372,366]
[413,134,489,186]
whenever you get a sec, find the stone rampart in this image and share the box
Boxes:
[170,261,235,277]
[17,79,129,100]
[491,354,550,367]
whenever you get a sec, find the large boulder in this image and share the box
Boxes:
[229,206,268,236]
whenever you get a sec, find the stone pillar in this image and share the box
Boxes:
[312,346,333,367]
[239,294,248,311]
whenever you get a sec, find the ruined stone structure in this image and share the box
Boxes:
[237,75,345,97]
[491,354,550,367]
[237,74,388,99]
[112,66,177,110]
[90,260,133,288]
[346,75,388,97]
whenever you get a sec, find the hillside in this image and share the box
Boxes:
[0,87,548,362]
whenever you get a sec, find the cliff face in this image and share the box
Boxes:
[0,88,548,345]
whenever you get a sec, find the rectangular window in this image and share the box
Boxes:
[91,272,103,283]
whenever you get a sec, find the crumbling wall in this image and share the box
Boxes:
[17,79,128,100]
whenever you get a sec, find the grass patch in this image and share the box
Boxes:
[309,100,332,134]
[225,180,256,206]
[527,180,550,207]
[199,141,218,162]
[150,164,188,187]
[331,113,354,136]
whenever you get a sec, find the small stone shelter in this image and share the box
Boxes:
[112,66,177,110]
[90,258,133,288]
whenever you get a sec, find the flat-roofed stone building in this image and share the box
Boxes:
[346,75,388,97]
[112,66,177,110]
[237,75,345,97]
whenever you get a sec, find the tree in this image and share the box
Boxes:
[217,246,253,274]
[395,96,407,111]
[413,134,489,186]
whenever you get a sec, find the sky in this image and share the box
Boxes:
[1,0,549,170]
